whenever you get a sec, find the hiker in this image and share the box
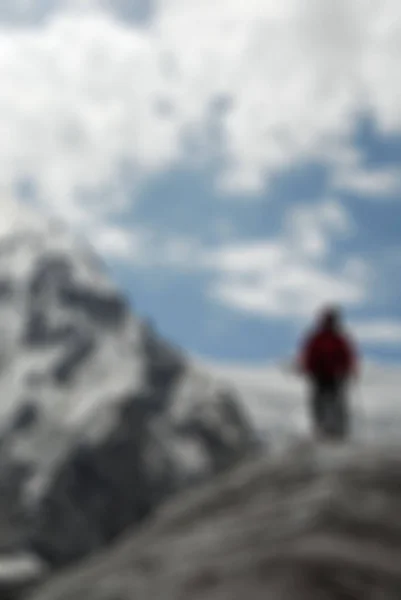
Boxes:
[296,306,359,440]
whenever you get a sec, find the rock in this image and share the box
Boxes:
[27,442,401,600]
[10,404,40,433]
[0,553,47,600]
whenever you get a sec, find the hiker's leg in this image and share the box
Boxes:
[335,381,350,439]
[330,381,349,439]
[310,381,327,437]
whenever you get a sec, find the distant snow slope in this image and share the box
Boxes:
[199,360,401,449]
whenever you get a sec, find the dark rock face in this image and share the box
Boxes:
[51,333,95,385]
[9,403,40,434]
[24,314,74,348]
[28,258,72,300]
[25,378,257,569]
[59,286,126,328]
[142,323,184,395]
[27,394,178,567]
[0,279,14,302]
[24,255,126,385]
[176,387,256,473]
[27,443,401,600]
[0,461,34,554]
[0,554,46,600]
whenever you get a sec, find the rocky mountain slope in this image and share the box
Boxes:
[28,441,401,600]
[0,207,257,594]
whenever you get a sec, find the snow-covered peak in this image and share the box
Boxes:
[0,204,256,573]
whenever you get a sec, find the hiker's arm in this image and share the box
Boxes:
[296,336,313,376]
[344,336,360,381]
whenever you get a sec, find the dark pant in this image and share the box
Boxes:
[310,377,349,439]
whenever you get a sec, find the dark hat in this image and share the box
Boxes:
[318,304,342,330]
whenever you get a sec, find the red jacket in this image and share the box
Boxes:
[298,328,358,380]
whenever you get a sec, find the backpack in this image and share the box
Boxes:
[307,332,347,380]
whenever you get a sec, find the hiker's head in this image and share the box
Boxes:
[318,305,342,331]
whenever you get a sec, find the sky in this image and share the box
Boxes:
[0,0,401,365]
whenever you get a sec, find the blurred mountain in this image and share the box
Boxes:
[0,205,256,595]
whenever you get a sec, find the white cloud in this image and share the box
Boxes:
[332,166,401,198]
[88,224,148,260]
[158,0,401,194]
[353,320,401,346]
[285,199,353,259]
[90,228,207,269]
[202,200,367,318]
[208,253,367,319]
[0,9,184,247]
[81,196,366,321]
[0,194,44,238]
[0,0,400,258]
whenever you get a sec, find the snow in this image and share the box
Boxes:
[199,359,401,449]
[0,552,46,585]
